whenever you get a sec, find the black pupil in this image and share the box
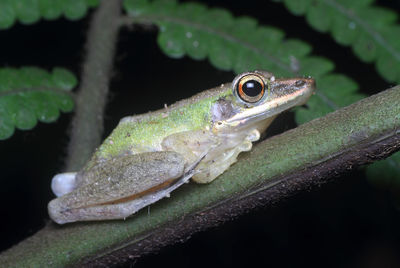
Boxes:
[243,80,262,97]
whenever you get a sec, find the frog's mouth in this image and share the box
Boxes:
[220,77,315,131]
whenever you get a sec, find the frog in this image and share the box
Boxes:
[48,70,315,224]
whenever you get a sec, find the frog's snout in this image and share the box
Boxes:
[305,78,316,92]
[294,77,316,91]
[298,78,316,105]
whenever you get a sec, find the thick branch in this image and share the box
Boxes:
[0,86,398,267]
[65,0,121,171]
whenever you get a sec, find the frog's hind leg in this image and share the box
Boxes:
[48,151,206,224]
[55,165,198,224]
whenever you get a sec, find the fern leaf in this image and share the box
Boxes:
[0,67,76,140]
[282,0,400,84]
[127,0,277,74]
[0,0,99,29]
[125,0,295,76]
[366,152,400,188]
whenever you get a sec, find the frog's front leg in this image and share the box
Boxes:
[161,129,219,166]
[48,151,192,224]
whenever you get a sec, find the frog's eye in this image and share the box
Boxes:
[235,74,265,103]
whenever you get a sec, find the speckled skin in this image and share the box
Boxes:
[48,71,315,224]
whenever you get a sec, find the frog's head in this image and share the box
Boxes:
[211,70,315,134]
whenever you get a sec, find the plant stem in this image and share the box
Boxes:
[65,0,122,171]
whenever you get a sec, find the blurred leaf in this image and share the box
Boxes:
[0,0,16,30]
[0,67,76,140]
[125,0,300,77]
[0,0,100,29]
[14,0,41,25]
[85,0,99,8]
[366,152,400,188]
[64,0,87,20]
[282,0,400,84]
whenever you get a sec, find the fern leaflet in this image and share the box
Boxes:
[281,0,400,83]
[366,152,400,188]
[0,67,76,140]
[0,0,99,29]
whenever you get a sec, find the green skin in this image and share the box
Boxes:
[48,70,315,224]
[94,85,231,161]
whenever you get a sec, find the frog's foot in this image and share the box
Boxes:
[51,172,77,197]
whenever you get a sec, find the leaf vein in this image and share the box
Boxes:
[0,87,74,98]
[324,0,400,62]
[134,14,294,73]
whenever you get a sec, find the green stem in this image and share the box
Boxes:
[65,0,122,171]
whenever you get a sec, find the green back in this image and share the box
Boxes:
[93,84,233,162]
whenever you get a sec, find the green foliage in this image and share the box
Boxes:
[0,0,99,29]
[0,67,76,140]
[281,0,400,84]
[124,0,299,75]
[366,152,400,188]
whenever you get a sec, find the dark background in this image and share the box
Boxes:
[0,1,399,267]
